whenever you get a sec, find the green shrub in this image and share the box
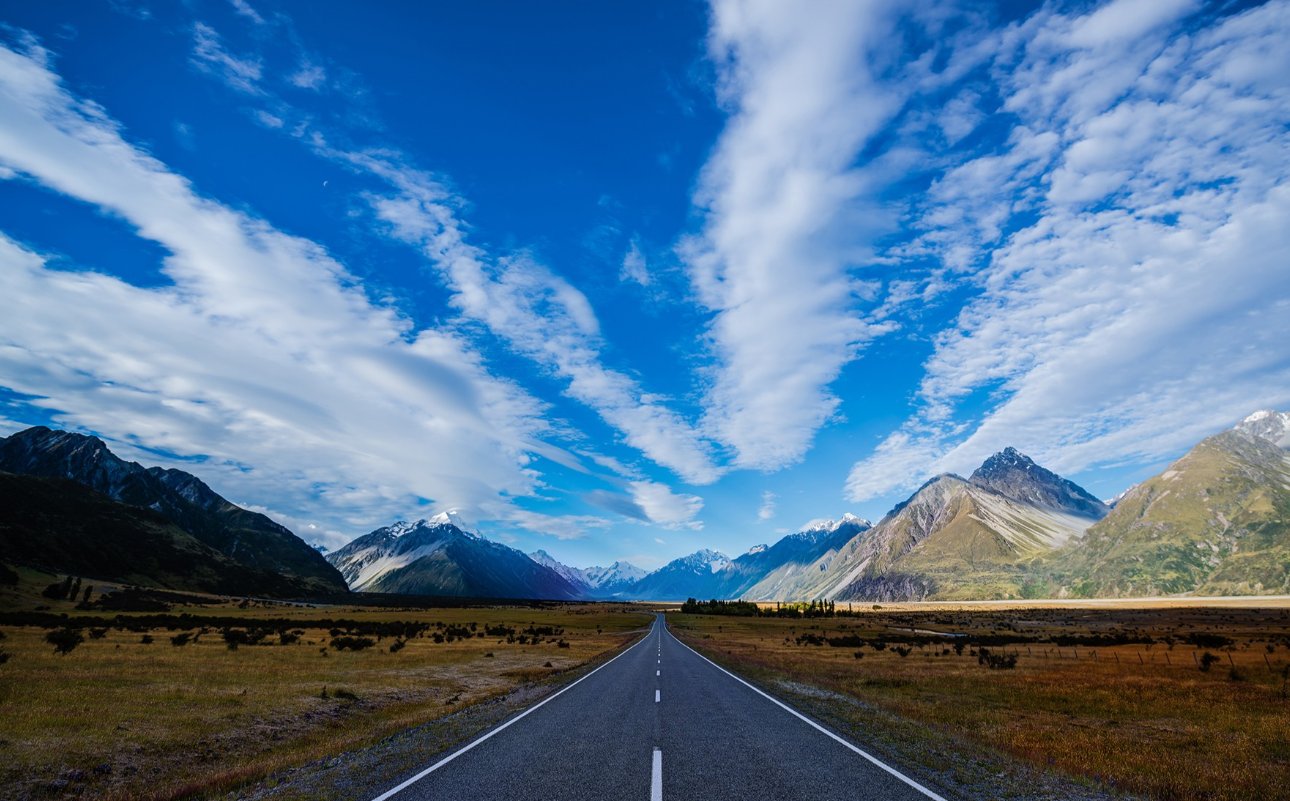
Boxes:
[46,628,84,655]
[223,629,250,650]
[330,636,375,651]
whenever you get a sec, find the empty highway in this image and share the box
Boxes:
[369,614,947,801]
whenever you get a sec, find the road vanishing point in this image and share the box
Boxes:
[370,614,948,801]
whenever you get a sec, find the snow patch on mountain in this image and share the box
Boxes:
[800,512,870,533]
[1236,409,1290,449]
[427,509,479,535]
[526,551,645,595]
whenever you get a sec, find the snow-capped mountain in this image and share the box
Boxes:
[527,551,646,597]
[426,509,479,535]
[799,512,872,533]
[327,519,580,600]
[739,514,871,600]
[583,560,647,590]
[628,549,734,600]
[621,515,874,601]
[1234,409,1290,449]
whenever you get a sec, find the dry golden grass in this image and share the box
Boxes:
[0,577,651,801]
[670,606,1290,801]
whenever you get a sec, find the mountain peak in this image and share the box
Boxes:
[677,549,731,573]
[969,448,1107,520]
[973,446,1037,476]
[1235,409,1290,449]
[800,512,871,533]
[425,509,479,535]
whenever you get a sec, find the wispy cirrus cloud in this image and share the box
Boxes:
[182,16,723,489]
[756,490,776,521]
[847,0,1290,500]
[0,37,588,546]
[190,22,262,95]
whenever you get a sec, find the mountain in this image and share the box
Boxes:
[581,561,647,594]
[622,515,872,602]
[0,472,332,596]
[769,450,1108,601]
[0,427,346,596]
[628,549,735,601]
[327,517,582,600]
[736,514,871,600]
[1051,410,1290,597]
[969,447,1108,518]
[527,551,645,597]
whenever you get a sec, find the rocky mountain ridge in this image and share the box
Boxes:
[0,426,346,596]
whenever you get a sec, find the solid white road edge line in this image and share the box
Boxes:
[368,621,656,801]
[651,748,663,801]
[666,626,949,801]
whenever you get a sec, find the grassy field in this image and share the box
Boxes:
[0,567,651,800]
[670,602,1290,801]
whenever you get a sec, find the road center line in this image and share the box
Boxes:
[656,669,660,676]
[650,748,663,801]
[368,621,655,801]
[655,689,660,703]
[666,626,949,801]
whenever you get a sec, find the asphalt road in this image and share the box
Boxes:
[371,614,946,801]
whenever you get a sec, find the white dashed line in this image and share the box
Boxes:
[655,689,660,703]
[650,748,663,801]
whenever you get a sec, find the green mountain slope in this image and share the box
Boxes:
[1052,415,1290,597]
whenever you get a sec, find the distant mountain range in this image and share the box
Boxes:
[5,411,1288,602]
[0,427,346,596]
[528,550,645,597]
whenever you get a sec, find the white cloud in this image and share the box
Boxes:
[681,0,905,471]
[254,109,284,128]
[756,490,776,520]
[177,17,723,487]
[620,238,650,285]
[505,509,613,541]
[629,480,704,530]
[229,0,266,26]
[847,0,1290,501]
[360,169,723,485]
[190,22,262,95]
[289,61,326,91]
[0,39,596,547]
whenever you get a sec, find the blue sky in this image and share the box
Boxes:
[0,0,1287,570]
